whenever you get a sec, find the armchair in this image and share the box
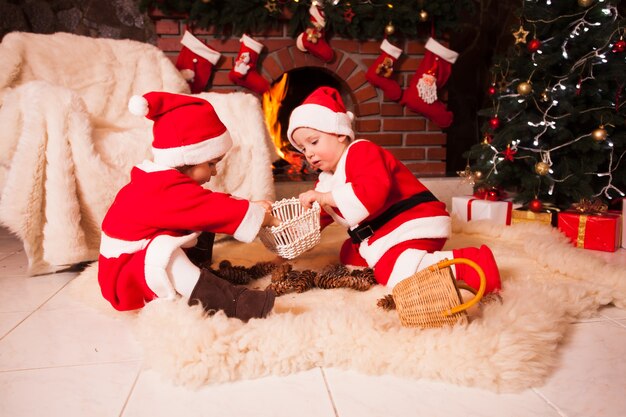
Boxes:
[0,32,276,274]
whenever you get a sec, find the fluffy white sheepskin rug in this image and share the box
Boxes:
[72,220,626,392]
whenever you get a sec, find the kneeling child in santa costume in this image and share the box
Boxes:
[287,87,501,294]
[98,92,280,321]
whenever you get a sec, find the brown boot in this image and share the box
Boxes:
[188,269,275,322]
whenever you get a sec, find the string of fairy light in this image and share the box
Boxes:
[476,0,625,201]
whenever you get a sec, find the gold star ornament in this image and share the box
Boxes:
[457,163,477,185]
[513,25,530,44]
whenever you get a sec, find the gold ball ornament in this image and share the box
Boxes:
[384,22,395,36]
[516,81,532,96]
[535,162,550,176]
[577,0,594,7]
[592,126,607,141]
[474,171,483,180]
[418,10,429,22]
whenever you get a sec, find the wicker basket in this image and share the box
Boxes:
[258,198,321,259]
[391,258,486,328]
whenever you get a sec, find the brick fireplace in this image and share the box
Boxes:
[152,12,448,177]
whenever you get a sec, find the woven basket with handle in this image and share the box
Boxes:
[391,258,486,328]
[258,198,321,259]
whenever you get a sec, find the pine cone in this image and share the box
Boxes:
[271,263,293,283]
[377,294,396,310]
[291,269,316,293]
[315,263,349,288]
[266,279,296,296]
[215,260,251,285]
[350,268,377,284]
[342,274,376,291]
[248,261,278,279]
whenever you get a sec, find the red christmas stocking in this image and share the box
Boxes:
[365,39,403,102]
[400,38,458,128]
[228,34,270,95]
[296,4,334,63]
[176,31,221,94]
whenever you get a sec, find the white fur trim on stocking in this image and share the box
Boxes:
[241,34,264,53]
[181,31,221,65]
[296,32,307,52]
[417,73,438,104]
[425,38,459,64]
[309,4,326,28]
[380,39,402,59]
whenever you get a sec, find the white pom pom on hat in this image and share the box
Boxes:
[128,95,149,117]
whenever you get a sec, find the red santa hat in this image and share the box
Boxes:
[287,86,354,152]
[128,92,232,167]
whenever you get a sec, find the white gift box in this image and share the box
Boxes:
[451,196,514,225]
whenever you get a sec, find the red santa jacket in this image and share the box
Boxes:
[98,160,265,311]
[315,140,450,267]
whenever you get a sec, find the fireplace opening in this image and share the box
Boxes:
[263,67,349,182]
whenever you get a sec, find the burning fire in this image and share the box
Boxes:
[262,73,289,159]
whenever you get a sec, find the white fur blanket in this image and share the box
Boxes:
[71,220,626,393]
[0,32,276,274]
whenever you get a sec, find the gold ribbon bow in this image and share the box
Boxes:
[572,198,608,214]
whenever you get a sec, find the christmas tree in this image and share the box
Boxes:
[466,0,625,210]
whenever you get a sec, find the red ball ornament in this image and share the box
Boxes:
[527,39,541,53]
[486,189,500,201]
[528,198,543,212]
[612,39,626,53]
[489,116,500,129]
[488,85,497,95]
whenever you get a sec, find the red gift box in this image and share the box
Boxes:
[557,211,622,252]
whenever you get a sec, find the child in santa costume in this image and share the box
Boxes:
[287,87,501,294]
[98,92,280,321]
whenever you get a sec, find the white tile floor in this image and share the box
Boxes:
[1,216,626,416]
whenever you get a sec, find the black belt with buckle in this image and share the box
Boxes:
[347,190,439,244]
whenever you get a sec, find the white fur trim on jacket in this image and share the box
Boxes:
[241,34,264,54]
[315,140,367,227]
[381,39,402,59]
[358,215,451,266]
[152,131,233,168]
[287,104,355,151]
[144,233,200,300]
[181,31,221,65]
[425,38,459,64]
[332,182,369,227]
[233,202,266,243]
[99,233,150,258]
